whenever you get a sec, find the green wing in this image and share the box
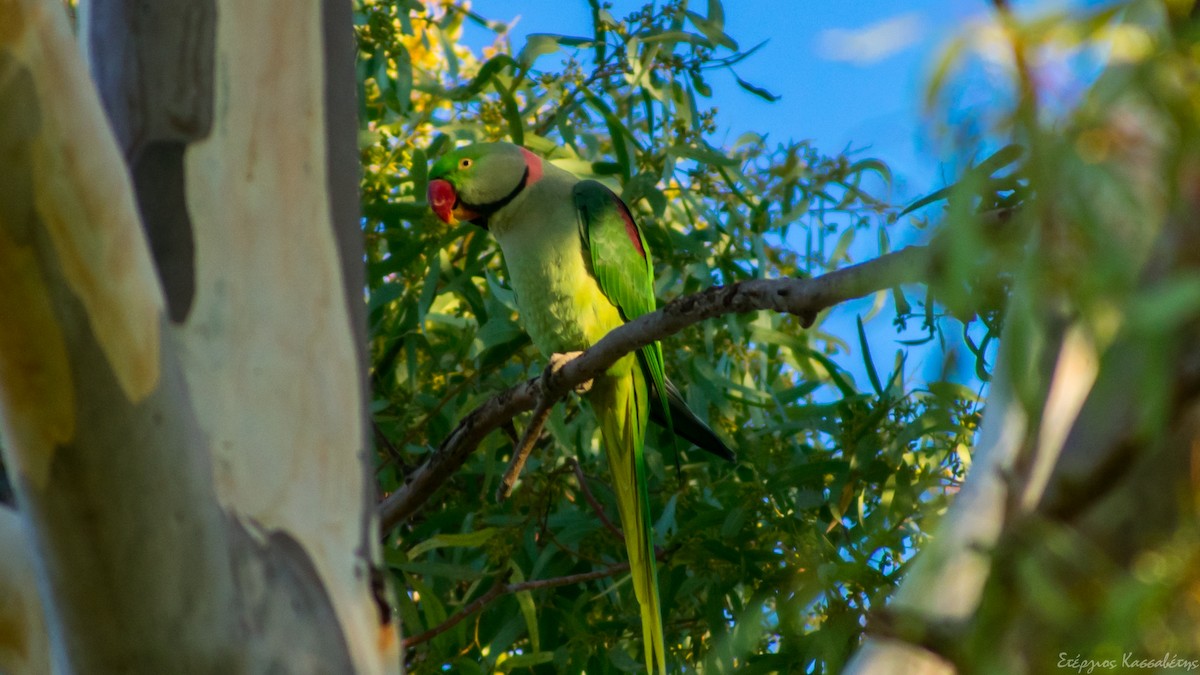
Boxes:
[575,179,671,674]
[573,180,672,431]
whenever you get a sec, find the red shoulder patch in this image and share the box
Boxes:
[616,201,645,259]
[519,147,544,185]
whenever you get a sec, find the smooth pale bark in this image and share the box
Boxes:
[0,0,397,671]
[174,0,394,669]
[0,4,235,671]
[0,508,51,675]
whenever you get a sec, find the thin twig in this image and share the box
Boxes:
[376,369,487,475]
[496,391,556,502]
[401,563,631,649]
[535,460,580,547]
[403,572,510,650]
[570,457,623,541]
[372,420,407,476]
[533,63,623,136]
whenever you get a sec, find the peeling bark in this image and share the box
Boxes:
[84,0,216,323]
[0,0,397,671]
[0,508,51,675]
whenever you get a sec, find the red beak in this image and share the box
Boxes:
[428,179,457,223]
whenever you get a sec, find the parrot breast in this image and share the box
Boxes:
[490,179,626,365]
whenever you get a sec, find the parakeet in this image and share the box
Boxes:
[428,142,734,674]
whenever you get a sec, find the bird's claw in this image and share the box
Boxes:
[548,351,592,394]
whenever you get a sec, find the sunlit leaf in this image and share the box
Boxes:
[518,33,563,66]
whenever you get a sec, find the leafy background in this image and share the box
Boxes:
[357,2,976,672]
[356,0,1200,673]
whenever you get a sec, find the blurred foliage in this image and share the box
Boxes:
[355,2,976,672]
[916,1,1200,673]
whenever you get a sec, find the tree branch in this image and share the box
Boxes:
[400,563,631,649]
[496,394,555,502]
[379,244,932,531]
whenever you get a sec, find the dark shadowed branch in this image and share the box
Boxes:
[496,388,557,502]
[570,457,624,541]
[400,563,632,649]
[379,244,933,532]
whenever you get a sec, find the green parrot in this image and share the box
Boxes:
[428,142,734,674]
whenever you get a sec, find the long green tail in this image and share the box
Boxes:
[593,366,667,675]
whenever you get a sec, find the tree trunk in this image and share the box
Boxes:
[0,1,398,672]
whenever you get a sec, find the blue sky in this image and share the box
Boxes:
[455,0,1002,388]
[461,0,1109,195]
[464,0,994,201]
[456,1,1104,388]
[462,1,1002,384]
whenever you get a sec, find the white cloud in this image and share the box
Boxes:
[816,13,926,66]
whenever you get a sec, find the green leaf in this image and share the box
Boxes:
[1130,275,1200,331]
[720,506,747,538]
[707,0,726,27]
[892,287,910,315]
[899,144,1022,216]
[498,652,556,672]
[774,381,821,405]
[654,493,678,539]
[507,560,541,653]
[450,54,518,100]
[805,349,859,398]
[583,93,634,179]
[498,85,525,146]
[411,147,429,201]
[393,43,413,113]
[591,161,624,176]
[637,30,713,47]
[898,185,951,217]
[518,33,564,66]
[607,646,644,672]
[734,73,779,102]
[667,142,738,167]
[485,271,519,310]
[856,315,884,397]
[849,158,893,188]
[394,561,485,580]
[830,227,855,264]
[416,251,442,332]
[684,2,738,50]
[476,317,524,350]
[971,143,1023,178]
[407,527,499,559]
[363,200,431,223]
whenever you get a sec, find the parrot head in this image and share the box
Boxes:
[427,142,542,228]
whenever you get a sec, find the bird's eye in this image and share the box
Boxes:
[459,158,473,170]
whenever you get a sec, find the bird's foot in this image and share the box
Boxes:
[548,351,592,394]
